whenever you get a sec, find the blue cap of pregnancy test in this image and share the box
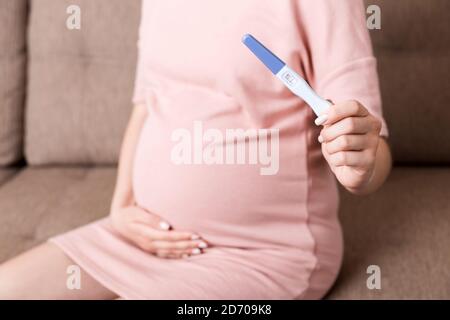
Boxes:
[242,34,286,75]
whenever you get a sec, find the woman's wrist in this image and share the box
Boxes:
[346,137,392,195]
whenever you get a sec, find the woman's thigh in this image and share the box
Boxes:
[0,242,117,300]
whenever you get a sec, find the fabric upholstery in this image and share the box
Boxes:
[0,168,17,186]
[365,0,450,163]
[328,167,450,299]
[25,0,141,165]
[0,167,113,261]
[0,0,27,165]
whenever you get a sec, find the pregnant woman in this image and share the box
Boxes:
[0,0,391,299]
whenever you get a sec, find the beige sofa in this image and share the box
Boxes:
[0,0,449,299]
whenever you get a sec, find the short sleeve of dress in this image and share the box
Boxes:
[297,0,388,137]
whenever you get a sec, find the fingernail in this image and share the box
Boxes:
[182,254,189,259]
[191,234,200,240]
[159,221,170,230]
[192,248,201,255]
[318,135,324,143]
[315,114,328,126]
[198,242,208,249]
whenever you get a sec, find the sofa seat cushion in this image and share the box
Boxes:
[0,168,18,186]
[329,167,450,299]
[0,167,449,299]
[0,167,115,261]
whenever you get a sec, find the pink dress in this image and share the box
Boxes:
[50,0,388,299]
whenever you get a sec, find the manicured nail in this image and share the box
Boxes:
[198,242,208,249]
[318,135,324,143]
[192,248,201,255]
[315,114,328,126]
[191,234,200,240]
[181,254,189,258]
[159,221,170,230]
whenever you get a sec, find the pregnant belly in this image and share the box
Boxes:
[131,117,326,248]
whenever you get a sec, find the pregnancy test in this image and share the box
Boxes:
[242,34,331,117]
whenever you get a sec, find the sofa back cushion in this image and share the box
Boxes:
[25,0,450,165]
[366,0,450,164]
[0,0,27,166]
[25,0,141,165]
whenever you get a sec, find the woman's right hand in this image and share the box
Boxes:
[110,206,208,259]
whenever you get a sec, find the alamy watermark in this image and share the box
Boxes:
[366,265,381,290]
[367,5,381,30]
[171,121,279,176]
[66,5,81,30]
[66,264,81,290]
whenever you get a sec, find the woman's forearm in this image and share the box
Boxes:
[110,104,148,212]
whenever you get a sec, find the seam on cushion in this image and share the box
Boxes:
[316,56,377,92]
[48,238,143,300]
[294,109,319,300]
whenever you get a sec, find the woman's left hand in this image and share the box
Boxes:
[315,100,382,192]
